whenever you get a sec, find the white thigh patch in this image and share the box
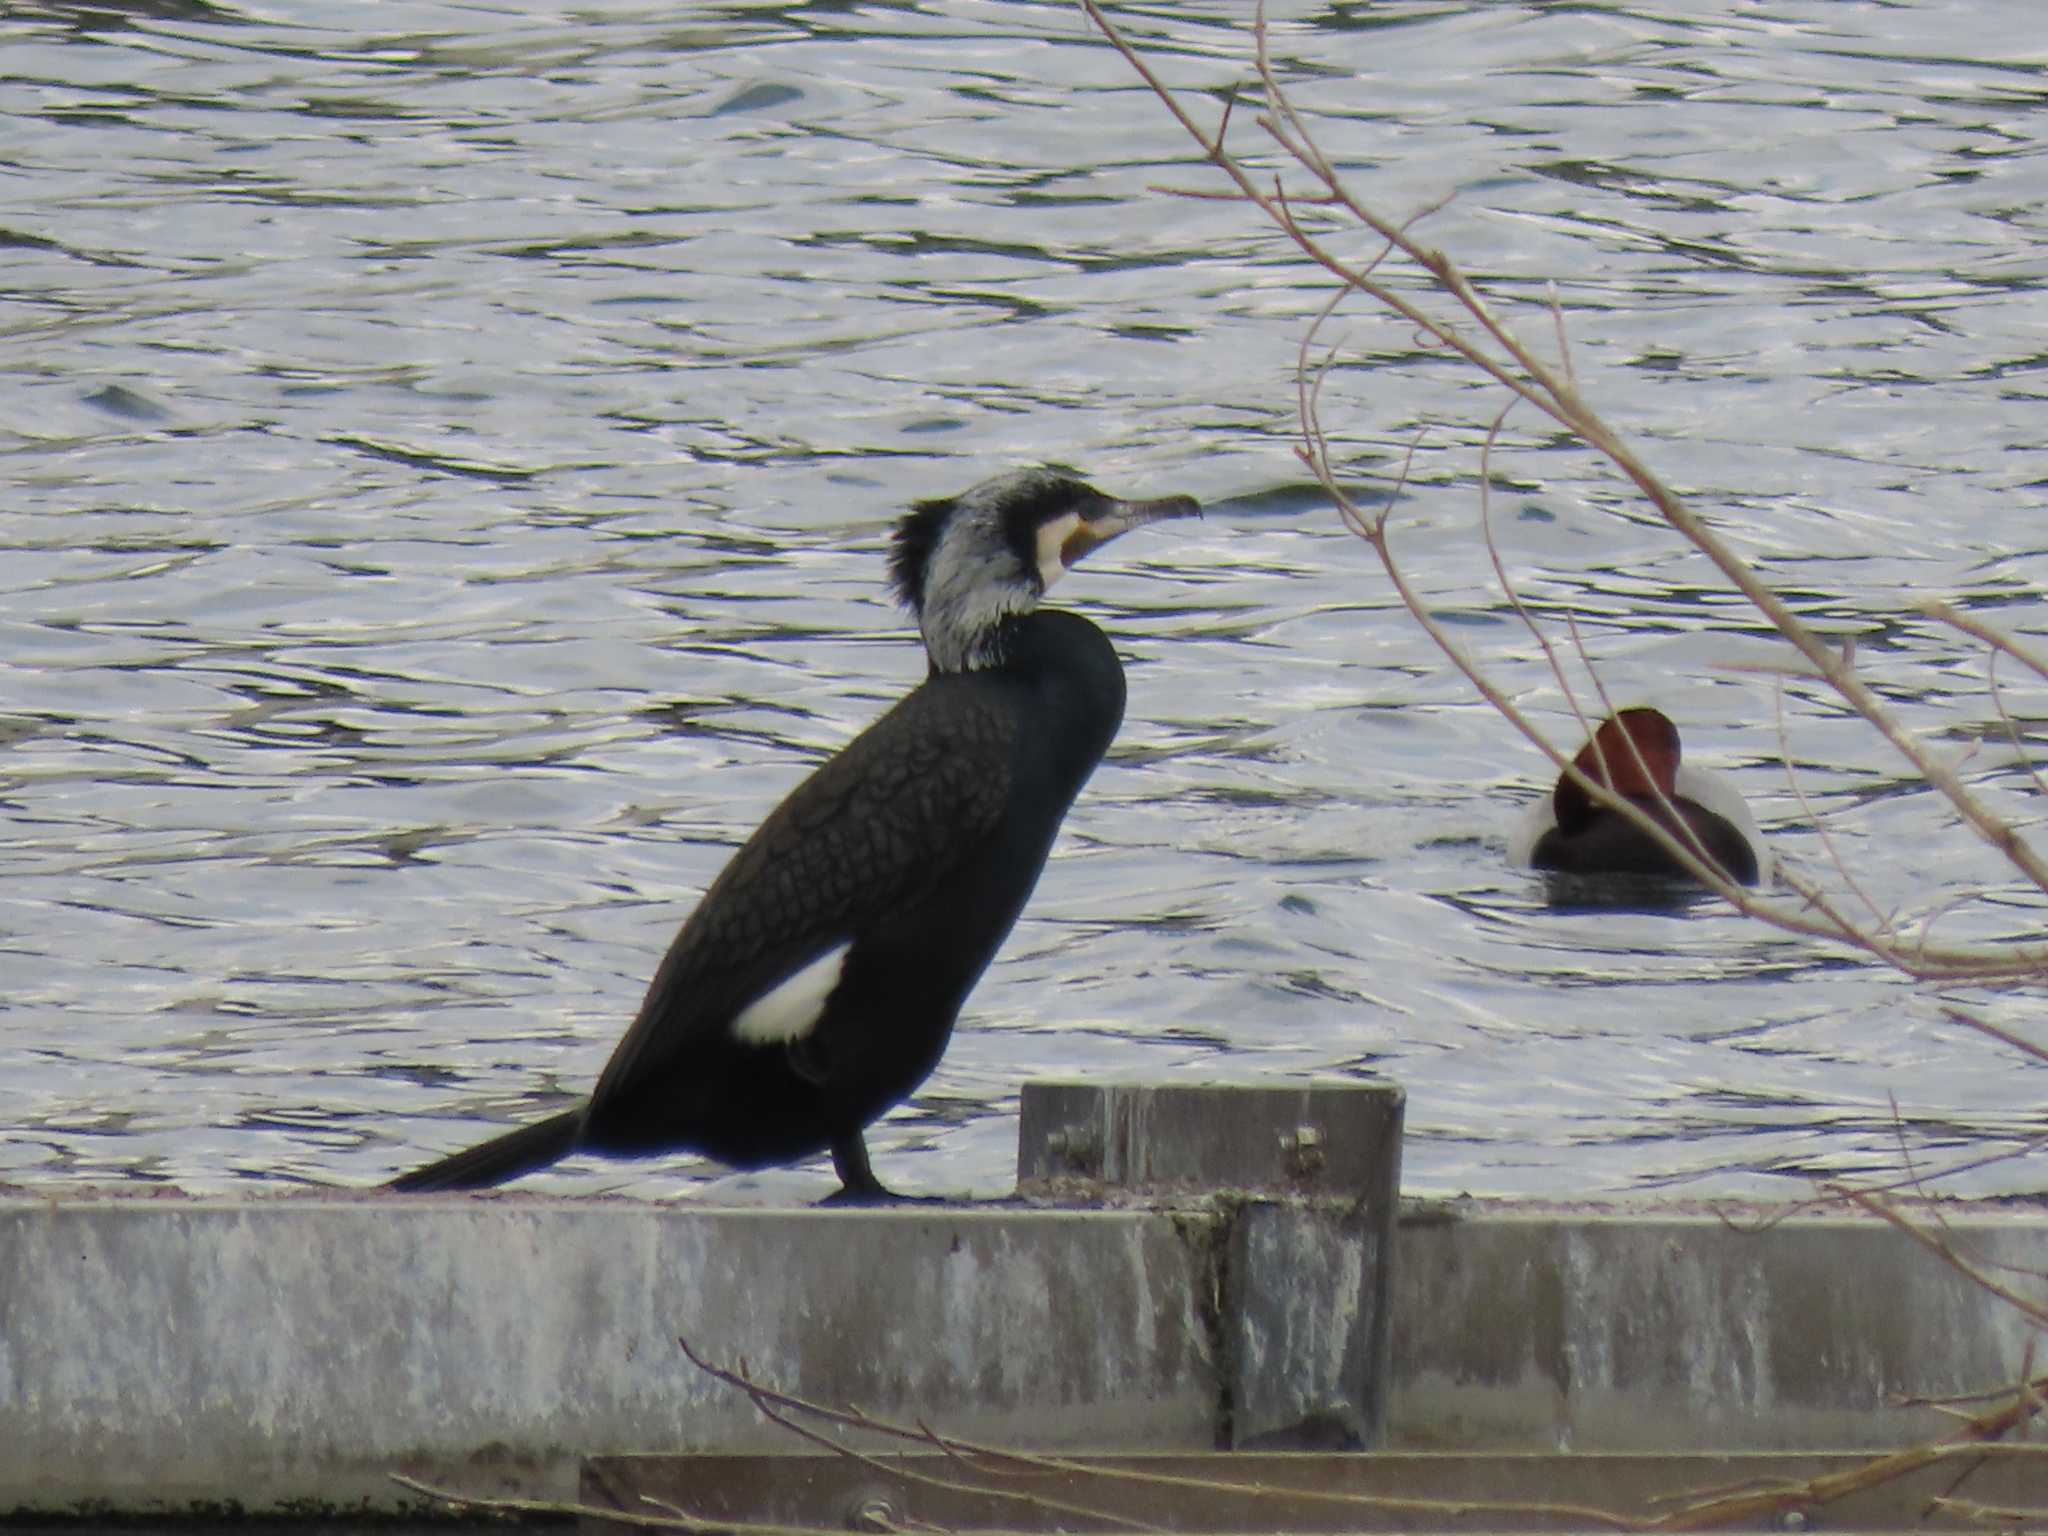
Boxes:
[730,943,851,1045]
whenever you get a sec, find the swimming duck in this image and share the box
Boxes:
[1509,707,1767,886]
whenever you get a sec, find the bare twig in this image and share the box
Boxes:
[682,1329,2048,1534]
[681,1335,1645,1530]
[1082,0,2048,984]
[390,1471,821,1536]
[1924,600,2048,687]
[1943,1004,2048,1067]
[1825,1186,2048,1329]
[1932,1496,2048,1528]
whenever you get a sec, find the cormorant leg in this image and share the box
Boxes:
[821,1134,897,1204]
[820,1134,948,1205]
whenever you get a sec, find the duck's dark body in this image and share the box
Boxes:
[1529,795,1759,885]
[387,470,1192,1199]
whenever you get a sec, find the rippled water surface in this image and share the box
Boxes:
[6,0,2047,1200]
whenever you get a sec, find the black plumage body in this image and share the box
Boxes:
[387,469,1194,1199]
[578,610,1124,1174]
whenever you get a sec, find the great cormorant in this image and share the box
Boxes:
[386,468,1198,1201]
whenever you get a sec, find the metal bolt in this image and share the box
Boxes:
[1042,1124,1101,1173]
[1280,1124,1326,1176]
[848,1496,899,1532]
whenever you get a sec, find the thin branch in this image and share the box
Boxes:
[1943,1003,2048,1068]
[1081,0,2048,982]
[1770,683,1895,937]
[390,1472,821,1536]
[1826,1186,2048,1329]
[1924,600,2048,687]
[1933,1496,2048,1528]
[682,1335,1646,1531]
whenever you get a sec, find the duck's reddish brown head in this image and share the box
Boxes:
[1553,707,1681,834]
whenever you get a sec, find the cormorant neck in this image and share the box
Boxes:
[928,607,1111,679]
[924,602,1037,674]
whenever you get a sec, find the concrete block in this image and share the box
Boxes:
[1227,1199,1390,1449]
[1016,1080,1404,1451]
[1018,1079,1405,1197]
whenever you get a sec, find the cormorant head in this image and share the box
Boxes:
[889,468,1198,672]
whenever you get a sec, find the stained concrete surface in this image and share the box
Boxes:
[1390,1207,2048,1453]
[2,1193,2044,1514]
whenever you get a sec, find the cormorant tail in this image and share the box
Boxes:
[385,1108,584,1192]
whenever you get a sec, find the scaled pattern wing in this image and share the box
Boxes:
[588,679,1017,1109]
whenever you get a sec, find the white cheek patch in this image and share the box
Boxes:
[1034,510,1082,594]
[730,942,851,1045]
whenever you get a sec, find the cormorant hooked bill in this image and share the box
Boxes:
[387,468,1198,1201]
[1510,707,1767,885]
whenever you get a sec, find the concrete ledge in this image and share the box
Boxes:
[1391,1206,2048,1452]
[1,1199,1222,1513]
[2,1190,1396,1515]
[4,1193,2045,1514]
